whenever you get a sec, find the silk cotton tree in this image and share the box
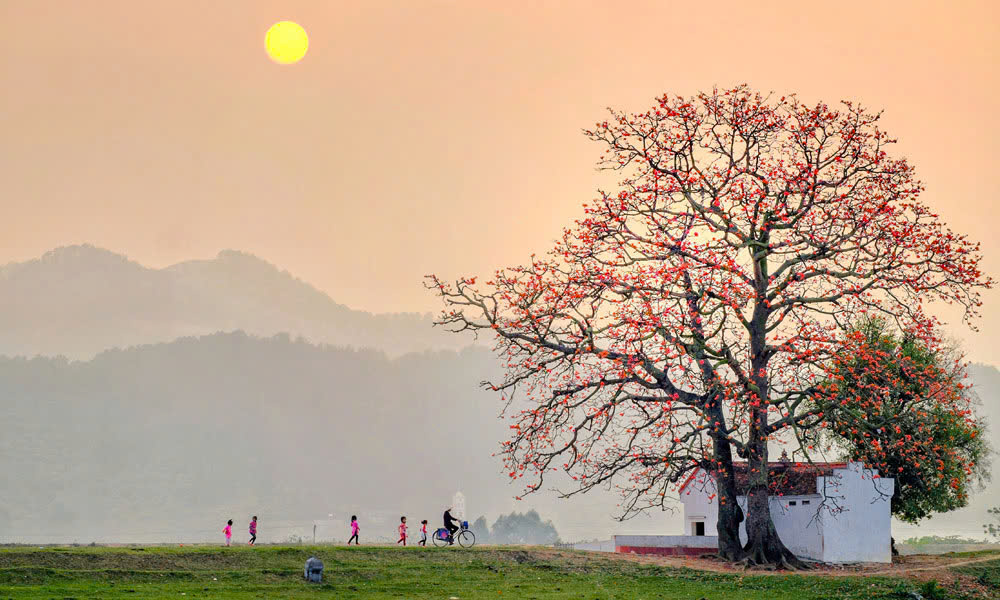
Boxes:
[427,86,990,566]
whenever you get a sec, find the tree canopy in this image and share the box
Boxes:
[986,507,1000,539]
[429,85,991,566]
[816,318,989,523]
[486,510,561,545]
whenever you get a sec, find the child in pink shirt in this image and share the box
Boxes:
[248,516,258,545]
[397,516,408,546]
[223,519,232,546]
[348,515,360,545]
[419,520,428,546]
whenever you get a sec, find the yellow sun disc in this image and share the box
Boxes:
[265,21,308,65]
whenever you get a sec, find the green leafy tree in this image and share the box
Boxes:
[818,318,989,523]
[489,510,560,545]
[471,516,491,543]
[986,507,1000,539]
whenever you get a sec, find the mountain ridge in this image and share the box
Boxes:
[0,331,509,542]
[0,244,465,359]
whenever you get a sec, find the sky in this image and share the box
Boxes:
[2,0,999,360]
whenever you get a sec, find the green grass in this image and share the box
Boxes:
[951,558,1000,596]
[0,545,952,599]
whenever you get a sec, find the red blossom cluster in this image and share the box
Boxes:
[427,86,990,563]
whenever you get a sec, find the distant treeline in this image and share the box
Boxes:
[468,510,561,545]
[0,332,507,541]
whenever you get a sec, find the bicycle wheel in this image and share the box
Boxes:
[432,529,449,547]
[457,530,475,548]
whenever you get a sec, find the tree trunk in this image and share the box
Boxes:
[739,235,807,569]
[711,437,744,560]
[702,379,743,560]
[741,411,807,569]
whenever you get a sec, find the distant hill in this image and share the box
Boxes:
[0,331,673,545]
[0,245,464,359]
[0,332,510,542]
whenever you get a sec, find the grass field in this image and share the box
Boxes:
[1,545,997,599]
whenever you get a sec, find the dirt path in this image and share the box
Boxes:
[549,546,997,597]
[866,553,1000,576]
[549,547,1000,578]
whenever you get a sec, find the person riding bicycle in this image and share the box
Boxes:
[443,508,461,545]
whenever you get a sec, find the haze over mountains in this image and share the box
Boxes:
[0,245,464,360]
[0,334,512,543]
[0,246,996,544]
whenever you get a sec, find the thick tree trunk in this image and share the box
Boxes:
[702,378,743,560]
[738,235,807,569]
[711,437,744,560]
[742,412,807,569]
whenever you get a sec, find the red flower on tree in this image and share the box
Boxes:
[813,318,988,524]
[427,86,991,567]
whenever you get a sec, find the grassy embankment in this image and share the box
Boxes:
[1,545,998,599]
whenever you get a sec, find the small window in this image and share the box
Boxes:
[694,522,705,536]
[802,500,811,506]
[789,501,797,506]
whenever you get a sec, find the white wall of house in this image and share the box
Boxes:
[735,495,825,562]
[614,535,719,550]
[571,539,615,552]
[679,474,720,537]
[678,462,894,564]
[815,462,894,564]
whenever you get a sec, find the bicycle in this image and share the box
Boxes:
[432,520,476,548]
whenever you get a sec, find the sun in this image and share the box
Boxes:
[265,21,308,65]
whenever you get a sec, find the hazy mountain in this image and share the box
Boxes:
[0,245,464,359]
[0,332,512,543]
[0,331,681,545]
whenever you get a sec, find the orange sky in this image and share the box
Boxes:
[1,0,998,360]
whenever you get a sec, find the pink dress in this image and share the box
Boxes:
[351,521,360,536]
[224,524,232,539]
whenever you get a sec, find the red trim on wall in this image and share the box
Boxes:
[615,546,715,557]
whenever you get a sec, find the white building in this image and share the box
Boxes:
[679,460,895,563]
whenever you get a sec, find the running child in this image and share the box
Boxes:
[248,516,258,545]
[397,516,408,546]
[348,515,360,545]
[418,520,428,547]
[223,519,233,546]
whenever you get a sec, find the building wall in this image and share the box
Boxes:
[613,535,718,556]
[679,474,721,537]
[735,495,825,562]
[679,462,894,564]
[815,462,894,564]
[571,539,614,552]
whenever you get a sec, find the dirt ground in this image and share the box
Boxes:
[548,548,1000,599]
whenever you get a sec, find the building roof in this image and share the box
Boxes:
[680,462,848,496]
[734,462,846,496]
